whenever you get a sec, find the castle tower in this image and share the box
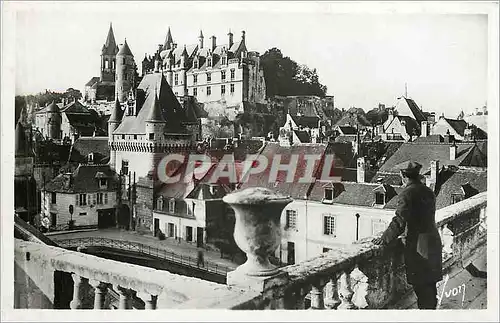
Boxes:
[108,97,123,170]
[166,52,174,86]
[164,27,174,50]
[145,88,166,141]
[180,45,189,96]
[100,23,119,82]
[46,101,61,140]
[115,39,136,103]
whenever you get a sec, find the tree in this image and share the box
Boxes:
[64,88,82,101]
[260,48,327,98]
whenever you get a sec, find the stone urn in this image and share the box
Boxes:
[223,187,292,277]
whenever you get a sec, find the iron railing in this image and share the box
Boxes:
[56,237,232,276]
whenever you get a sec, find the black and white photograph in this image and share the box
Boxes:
[1,1,498,321]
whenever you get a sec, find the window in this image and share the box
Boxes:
[122,160,129,175]
[285,210,297,229]
[122,134,125,139]
[207,73,212,82]
[174,73,178,85]
[451,193,464,204]
[169,199,175,213]
[79,212,87,216]
[157,197,164,210]
[194,60,198,69]
[133,134,137,140]
[186,226,193,242]
[92,193,96,205]
[97,193,103,205]
[122,57,125,64]
[50,213,57,227]
[222,56,227,65]
[375,192,385,205]
[193,88,198,96]
[88,153,94,163]
[230,69,235,80]
[221,71,226,81]
[104,193,108,204]
[100,179,107,187]
[221,85,226,95]
[167,223,175,237]
[207,86,211,96]
[323,215,336,236]
[324,188,333,201]
[193,75,198,85]
[149,133,154,140]
[51,192,57,204]
[79,194,87,206]
[372,220,387,236]
[207,58,212,67]
[230,83,235,94]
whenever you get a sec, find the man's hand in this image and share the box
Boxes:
[372,237,385,246]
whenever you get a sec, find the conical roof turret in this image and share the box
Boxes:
[117,39,133,56]
[109,97,123,123]
[164,27,174,50]
[146,88,166,123]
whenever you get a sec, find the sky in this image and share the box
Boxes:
[13,2,489,117]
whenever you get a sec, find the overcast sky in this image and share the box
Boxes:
[14,2,488,117]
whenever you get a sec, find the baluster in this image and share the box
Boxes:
[324,273,341,309]
[137,292,158,310]
[115,285,133,309]
[338,268,356,309]
[89,280,108,310]
[310,280,327,309]
[70,273,86,309]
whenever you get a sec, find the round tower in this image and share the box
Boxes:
[116,39,136,103]
[46,101,61,140]
[180,45,189,96]
[108,97,123,170]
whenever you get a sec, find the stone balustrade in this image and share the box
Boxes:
[14,188,487,310]
[222,190,487,310]
[14,238,251,309]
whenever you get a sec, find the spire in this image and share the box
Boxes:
[109,97,123,123]
[199,29,204,38]
[164,27,173,49]
[146,87,166,123]
[102,22,118,55]
[181,44,188,57]
[117,39,133,56]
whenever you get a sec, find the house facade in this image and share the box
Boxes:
[41,164,120,230]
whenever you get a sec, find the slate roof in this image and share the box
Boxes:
[397,115,421,135]
[308,181,403,209]
[413,135,445,143]
[45,164,119,193]
[378,142,483,173]
[86,77,100,87]
[444,118,468,136]
[117,40,133,56]
[294,130,311,143]
[435,168,487,209]
[61,100,91,114]
[394,97,426,122]
[337,126,357,135]
[334,112,371,128]
[290,115,320,128]
[113,74,188,135]
[68,137,110,164]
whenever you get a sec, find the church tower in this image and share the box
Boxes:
[115,39,136,103]
[101,23,119,83]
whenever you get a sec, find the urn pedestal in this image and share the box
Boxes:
[223,187,292,291]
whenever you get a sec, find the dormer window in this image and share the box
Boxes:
[222,56,227,65]
[88,153,94,163]
[194,60,198,69]
[169,199,176,213]
[375,192,385,205]
[324,188,334,201]
[207,57,212,67]
[99,178,107,188]
[157,196,164,210]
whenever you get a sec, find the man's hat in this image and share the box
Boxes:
[399,161,423,176]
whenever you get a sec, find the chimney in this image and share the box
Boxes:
[210,35,216,51]
[450,143,457,161]
[357,157,366,183]
[421,121,428,137]
[228,30,234,48]
[241,30,246,43]
[198,30,204,49]
[426,160,439,190]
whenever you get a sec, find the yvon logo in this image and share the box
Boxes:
[437,274,466,309]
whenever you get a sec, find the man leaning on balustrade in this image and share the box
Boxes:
[373,161,443,310]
